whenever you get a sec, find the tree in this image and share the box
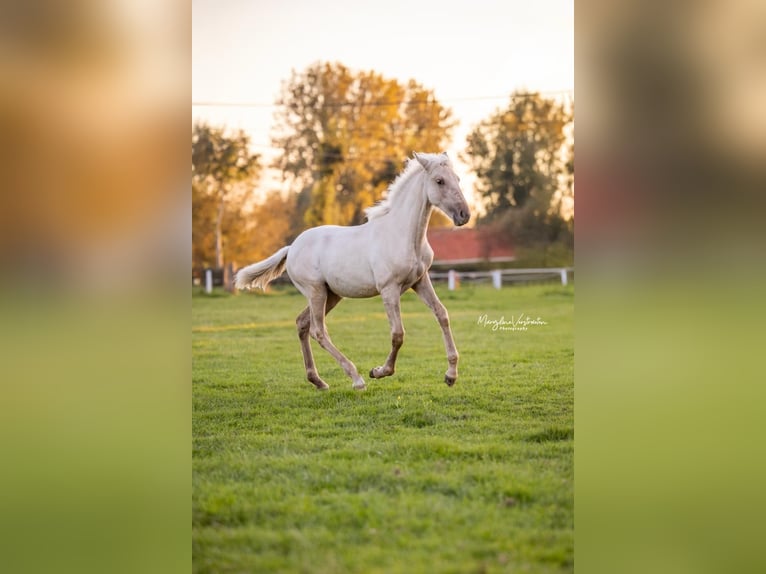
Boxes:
[272,62,455,230]
[192,179,218,268]
[463,92,573,245]
[224,191,296,266]
[192,122,260,268]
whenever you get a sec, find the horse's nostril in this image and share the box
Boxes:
[453,209,470,226]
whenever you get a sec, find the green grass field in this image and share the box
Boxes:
[193,283,574,573]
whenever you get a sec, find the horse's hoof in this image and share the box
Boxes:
[370,367,385,379]
[370,367,393,379]
[308,373,329,390]
[444,375,456,387]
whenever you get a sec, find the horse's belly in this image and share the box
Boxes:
[326,274,379,298]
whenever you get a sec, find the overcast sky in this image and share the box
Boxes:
[192,0,573,197]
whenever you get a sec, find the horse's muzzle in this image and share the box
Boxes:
[453,209,470,226]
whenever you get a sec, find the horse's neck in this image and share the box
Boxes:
[385,173,432,255]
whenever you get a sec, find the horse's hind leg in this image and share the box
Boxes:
[297,292,341,390]
[297,306,327,390]
[308,288,366,390]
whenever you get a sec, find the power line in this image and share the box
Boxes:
[192,90,573,109]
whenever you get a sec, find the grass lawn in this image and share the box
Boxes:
[193,282,574,573]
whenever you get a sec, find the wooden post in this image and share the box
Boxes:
[223,263,235,293]
[560,268,568,286]
[204,269,213,294]
[492,270,502,289]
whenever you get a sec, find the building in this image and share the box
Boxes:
[426,228,515,267]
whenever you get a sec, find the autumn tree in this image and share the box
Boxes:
[464,92,573,246]
[224,191,295,266]
[192,122,260,268]
[272,62,455,230]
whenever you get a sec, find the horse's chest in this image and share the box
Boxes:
[375,251,427,291]
[398,260,427,288]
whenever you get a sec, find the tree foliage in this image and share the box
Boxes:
[464,92,573,245]
[192,122,261,268]
[272,62,456,228]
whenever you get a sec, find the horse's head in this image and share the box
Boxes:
[414,152,471,226]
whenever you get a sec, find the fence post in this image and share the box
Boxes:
[205,269,213,294]
[447,269,457,291]
[560,268,568,286]
[224,263,235,293]
[491,270,502,290]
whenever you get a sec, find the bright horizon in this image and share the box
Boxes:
[192,0,573,205]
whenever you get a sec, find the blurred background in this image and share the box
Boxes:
[0,1,189,573]
[577,1,766,573]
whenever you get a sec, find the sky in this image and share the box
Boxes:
[192,0,573,199]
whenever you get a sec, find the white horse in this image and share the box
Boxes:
[235,152,470,390]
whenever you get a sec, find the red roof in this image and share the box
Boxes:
[426,228,515,264]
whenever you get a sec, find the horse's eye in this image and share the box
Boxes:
[435,178,444,185]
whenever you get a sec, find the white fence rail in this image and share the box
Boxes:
[429,267,573,290]
[198,267,573,291]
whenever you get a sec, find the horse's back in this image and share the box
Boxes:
[290,224,368,256]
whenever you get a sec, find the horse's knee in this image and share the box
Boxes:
[310,328,325,343]
[392,330,404,348]
[436,307,450,329]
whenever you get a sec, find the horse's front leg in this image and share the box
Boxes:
[369,286,404,379]
[412,274,459,386]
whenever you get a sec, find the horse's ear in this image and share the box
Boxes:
[441,151,448,158]
[414,152,429,169]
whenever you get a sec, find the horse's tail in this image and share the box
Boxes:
[234,246,290,291]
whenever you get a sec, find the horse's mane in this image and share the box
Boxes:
[364,153,444,221]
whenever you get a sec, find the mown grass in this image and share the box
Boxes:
[193,283,573,573]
